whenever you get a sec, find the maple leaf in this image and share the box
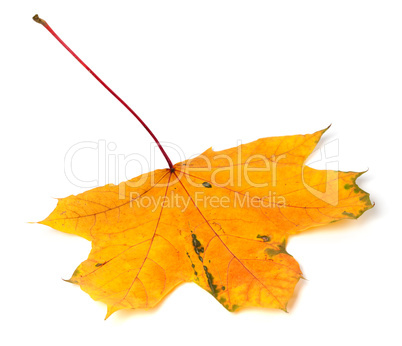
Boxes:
[34,15,373,319]
[40,128,373,318]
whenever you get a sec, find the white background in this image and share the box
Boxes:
[1,1,401,345]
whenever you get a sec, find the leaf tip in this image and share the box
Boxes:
[322,123,332,133]
[62,277,78,284]
[307,125,332,153]
[313,124,331,139]
[105,305,120,320]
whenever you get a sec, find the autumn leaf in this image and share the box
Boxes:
[40,127,372,318]
[34,15,373,319]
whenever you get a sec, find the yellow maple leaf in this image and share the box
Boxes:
[34,14,373,319]
[40,128,372,318]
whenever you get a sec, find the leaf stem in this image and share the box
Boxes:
[32,14,174,171]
